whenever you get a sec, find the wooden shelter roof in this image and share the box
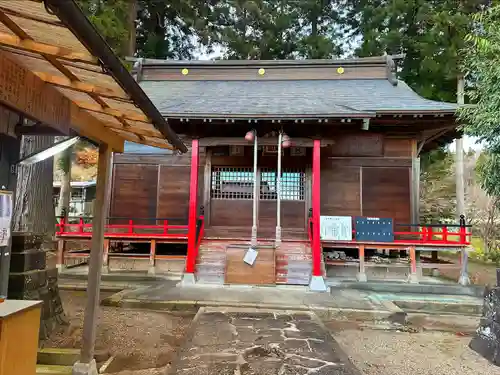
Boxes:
[0,0,186,153]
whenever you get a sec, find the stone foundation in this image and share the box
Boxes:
[8,233,67,340]
[469,284,500,366]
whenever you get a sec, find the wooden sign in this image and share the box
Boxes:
[0,53,70,134]
[262,145,284,156]
[320,216,352,241]
[290,147,306,156]
[229,145,244,156]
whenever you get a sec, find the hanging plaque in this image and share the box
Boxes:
[320,216,352,241]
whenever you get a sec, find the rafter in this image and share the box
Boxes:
[75,101,151,123]
[109,129,174,150]
[33,71,129,101]
[0,30,97,64]
[0,5,65,28]
[102,120,162,138]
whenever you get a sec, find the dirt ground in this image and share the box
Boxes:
[437,253,498,286]
[331,327,498,375]
[44,290,194,374]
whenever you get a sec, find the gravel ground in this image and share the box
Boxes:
[334,329,497,375]
[44,290,194,374]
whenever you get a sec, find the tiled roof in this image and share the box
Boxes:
[139,79,457,118]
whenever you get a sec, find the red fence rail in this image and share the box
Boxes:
[308,216,471,246]
[56,217,192,239]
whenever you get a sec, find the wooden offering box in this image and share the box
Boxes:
[0,300,42,375]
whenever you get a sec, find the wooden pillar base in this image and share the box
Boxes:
[357,245,367,282]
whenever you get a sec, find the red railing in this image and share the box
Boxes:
[56,217,190,239]
[307,217,471,246]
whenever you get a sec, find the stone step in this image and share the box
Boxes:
[36,365,72,375]
[37,348,80,367]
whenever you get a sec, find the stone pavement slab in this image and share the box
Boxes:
[169,307,362,375]
[111,284,382,311]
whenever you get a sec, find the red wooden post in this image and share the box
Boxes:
[442,226,448,243]
[184,139,199,278]
[58,217,65,234]
[310,139,326,291]
[163,220,168,234]
[79,217,84,234]
[129,219,133,234]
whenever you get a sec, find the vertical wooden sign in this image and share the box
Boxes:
[0,52,70,134]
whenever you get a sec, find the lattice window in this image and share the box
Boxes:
[260,168,305,201]
[211,167,255,200]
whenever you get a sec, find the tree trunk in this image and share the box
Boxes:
[12,135,55,236]
[125,0,137,57]
[56,146,72,219]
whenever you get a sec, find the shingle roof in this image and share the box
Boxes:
[139,79,457,118]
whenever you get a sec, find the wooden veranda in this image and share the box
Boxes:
[0,1,186,374]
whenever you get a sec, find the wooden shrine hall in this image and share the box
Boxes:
[56,57,472,291]
[0,1,187,374]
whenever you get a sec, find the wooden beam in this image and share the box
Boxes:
[101,119,161,138]
[108,129,174,150]
[0,31,98,64]
[14,124,64,136]
[0,6,65,28]
[198,137,335,147]
[70,107,124,152]
[33,71,130,100]
[75,100,151,123]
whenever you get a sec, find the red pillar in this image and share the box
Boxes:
[185,139,199,274]
[312,139,322,277]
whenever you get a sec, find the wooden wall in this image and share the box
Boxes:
[110,133,414,229]
[321,134,413,224]
[110,146,205,222]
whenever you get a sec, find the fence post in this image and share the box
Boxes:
[458,215,470,285]
[163,220,168,234]
[129,219,133,234]
[79,217,84,234]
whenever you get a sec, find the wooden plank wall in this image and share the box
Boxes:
[321,134,412,224]
[110,134,413,229]
[110,146,205,222]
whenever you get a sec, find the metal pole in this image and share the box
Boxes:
[251,132,258,247]
[275,132,282,246]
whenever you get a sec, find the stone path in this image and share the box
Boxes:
[170,307,362,375]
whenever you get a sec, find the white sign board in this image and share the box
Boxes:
[243,247,259,266]
[0,191,12,247]
[320,216,352,241]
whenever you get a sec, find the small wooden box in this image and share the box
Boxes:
[0,300,42,375]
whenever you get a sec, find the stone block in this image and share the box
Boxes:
[9,249,46,272]
[10,233,44,252]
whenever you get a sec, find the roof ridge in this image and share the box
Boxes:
[126,56,397,67]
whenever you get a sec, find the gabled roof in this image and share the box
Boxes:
[140,79,456,119]
[0,0,186,152]
[131,56,457,119]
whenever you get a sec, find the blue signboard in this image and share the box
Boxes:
[355,217,394,242]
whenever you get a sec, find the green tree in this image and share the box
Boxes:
[346,0,487,102]
[77,0,129,55]
[460,5,500,196]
